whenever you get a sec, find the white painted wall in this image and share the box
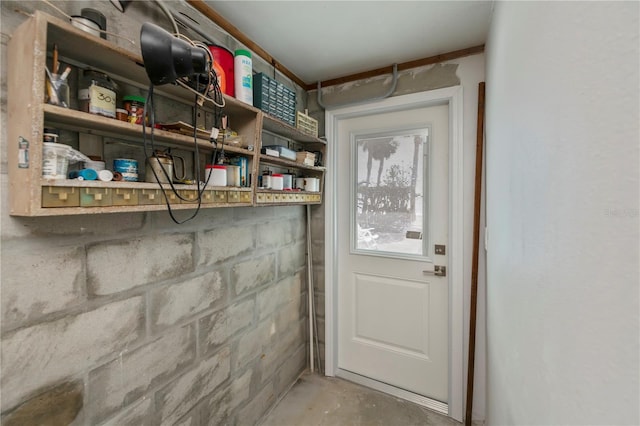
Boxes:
[485,2,639,424]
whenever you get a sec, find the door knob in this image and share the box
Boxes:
[423,265,446,277]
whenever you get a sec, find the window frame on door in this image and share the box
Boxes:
[350,126,432,261]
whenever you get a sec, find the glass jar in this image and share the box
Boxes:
[123,95,146,125]
[78,70,117,118]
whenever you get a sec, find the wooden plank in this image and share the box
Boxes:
[7,12,46,215]
[185,0,308,89]
[465,81,485,426]
[307,45,485,90]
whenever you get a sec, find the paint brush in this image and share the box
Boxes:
[44,66,59,105]
[52,43,59,74]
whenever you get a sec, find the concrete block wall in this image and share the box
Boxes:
[1,1,309,424]
[1,203,308,425]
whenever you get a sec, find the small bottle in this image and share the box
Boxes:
[123,95,146,125]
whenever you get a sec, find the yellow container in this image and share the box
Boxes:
[42,186,79,208]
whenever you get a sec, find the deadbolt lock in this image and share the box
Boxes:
[435,244,446,255]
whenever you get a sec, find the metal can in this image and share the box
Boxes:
[113,158,138,182]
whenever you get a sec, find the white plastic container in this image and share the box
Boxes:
[282,174,293,190]
[206,164,227,187]
[271,173,284,190]
[295,177,305,190]
[304,177,319,192]
[42,142,70,179]
[234,49,253,105]
[227,165,241,187]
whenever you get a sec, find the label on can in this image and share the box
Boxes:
[113,159,138,182]
[79,84,116,118]
[18,137,29,168]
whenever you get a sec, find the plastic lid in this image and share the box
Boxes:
[234,49,251,58]
[272,173,283,177]
[123,95,146,103]
[206,164,227,169]
[81,8,106,30]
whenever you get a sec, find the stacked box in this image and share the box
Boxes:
[253,73,296,126]
[295,111,318,138]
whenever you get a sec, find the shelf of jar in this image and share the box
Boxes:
[44,104,256,157]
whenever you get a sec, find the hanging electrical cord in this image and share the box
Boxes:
[174,35,226,109]
[141,51,225,224]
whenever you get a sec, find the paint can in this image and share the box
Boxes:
[113,158,138,182]
[304,177,319,192]
[42,142,69,179]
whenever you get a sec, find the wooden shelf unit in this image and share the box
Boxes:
[7,11,326,216]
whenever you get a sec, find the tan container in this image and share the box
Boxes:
[42,186,80,208]
[213,191,227,203]
[80,188,112,207]
[113,188,138,206]
[139,188,162,205]
[227,191,241,203]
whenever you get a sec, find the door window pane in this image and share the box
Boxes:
[353,129,428,257]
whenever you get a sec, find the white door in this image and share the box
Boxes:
[336,102,450,405]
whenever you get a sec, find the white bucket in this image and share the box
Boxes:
[42,142,70,179]
[304,177,319,192]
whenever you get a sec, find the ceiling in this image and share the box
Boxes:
[204,1,494,84]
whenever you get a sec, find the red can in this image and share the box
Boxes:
[208,45,234,97]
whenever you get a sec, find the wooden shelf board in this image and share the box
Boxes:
[44,104,254,156]
[262,115,326,145]
[258,154,325,172]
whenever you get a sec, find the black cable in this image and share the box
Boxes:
[141,59,226,224]
[142,84,202,224]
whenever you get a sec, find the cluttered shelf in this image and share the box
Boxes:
[44,104,255,156]
[8,10,325,217]
[258,154,325,173]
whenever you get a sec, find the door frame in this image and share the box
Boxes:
[324,86,464,422]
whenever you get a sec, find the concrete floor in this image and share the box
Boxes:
[261,372,461,426]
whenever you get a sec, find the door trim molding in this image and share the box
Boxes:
[324,86,465,422]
